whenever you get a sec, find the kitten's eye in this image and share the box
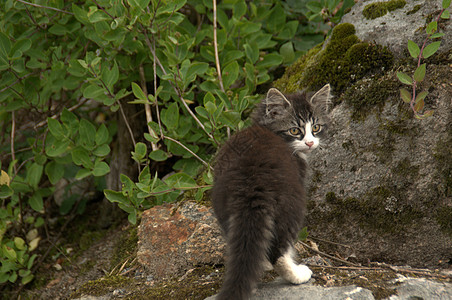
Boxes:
[289,128,300,135]
[312,124,321,133]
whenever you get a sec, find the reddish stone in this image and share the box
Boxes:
[137,202,225,280]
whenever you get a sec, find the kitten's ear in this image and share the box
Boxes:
[264,88,291,118]
[266,88,291,106]
[310,84,331,114]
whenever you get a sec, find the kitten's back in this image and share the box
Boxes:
[212,125,306,300]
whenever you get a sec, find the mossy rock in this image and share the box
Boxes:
[363,0,407,20]
[274,23,393,100]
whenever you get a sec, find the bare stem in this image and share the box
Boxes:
[163,136,213,170]
[140,64,158,151]
[16,0,74,15]
[213,0,225,93]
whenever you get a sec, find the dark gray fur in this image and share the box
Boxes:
[212,86,330,300]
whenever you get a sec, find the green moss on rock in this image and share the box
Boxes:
[274,23,393,101]
[363,0,407,20]
[323,187,423,233]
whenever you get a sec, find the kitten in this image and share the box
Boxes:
[212,84,331,300]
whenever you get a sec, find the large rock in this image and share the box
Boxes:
[274,3,452,267]
[341,0,452,59]
[137,201,225,280]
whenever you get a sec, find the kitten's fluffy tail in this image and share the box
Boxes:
[216,209,273,300]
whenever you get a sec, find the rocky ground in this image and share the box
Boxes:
[14,201,451,300]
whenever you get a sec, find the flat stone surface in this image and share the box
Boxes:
[206,276,452,300]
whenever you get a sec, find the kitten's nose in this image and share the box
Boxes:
[305,141,314,148]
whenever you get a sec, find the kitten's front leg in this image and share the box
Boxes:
[273,247,312,284]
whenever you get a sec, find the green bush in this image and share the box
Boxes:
[0,0,352,290]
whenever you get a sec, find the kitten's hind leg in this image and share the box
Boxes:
[273,247,312,284]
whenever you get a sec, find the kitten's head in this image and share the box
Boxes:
[253,84,331,158]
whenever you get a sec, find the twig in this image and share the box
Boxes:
[92,0,116,20]
[212,0,224,93]
[32,97,89,129]
[163,136,213,170]
[298,240,359,267]
[0,72,34,93]
[152,37,164,138]
[16,0,74,15]
[139,64,158,151]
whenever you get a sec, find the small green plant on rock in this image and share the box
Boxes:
[397,0,451,119]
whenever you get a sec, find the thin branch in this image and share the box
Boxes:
[92,0,116,20]
[152,37,164,138]
[139,64,158,151]
[11,111,17,174]
[32,97,89,130]
[213,0,225,93]
[163,135,213,170]
[297,240,359,267]
[16,0,74,15]
[0,72,35,93]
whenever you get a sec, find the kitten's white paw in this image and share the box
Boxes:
[290,264,312,284]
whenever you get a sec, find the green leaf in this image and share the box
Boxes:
[72,147,93,169]
[415,91,428,104]
[407,40,420,58]
[45,135,70,157]
[414,63,426,82]
[26,163,43,188]
[79,119,96,149]
[0,32,12,56]
[442,0,451,9]
[102,61,119,90]
[298,227,309,241]
[243,42,259,64]
[47,118,65,139]
[21,274,34,285]
[14,237,26,250]
[83,84,105,100]
[104,189,128,204]
[165,173,196,189]
[3,245,16,260]
[429,32,445,39]
[267,4,285,33]
[95,124,109,145]
[0,184,13,199]
[149,149,169,162]
[61,109,79,136]
[399,88,411,103]
[422,41,441,59]
[426,21,437,35]
[45,161,64,185]
[93,144,111,157]
[422,110,434,118]
[29,193,43,212]
[256,53,283,68]
[10,39,32,58]
[133,142,147,159]
[280,41,295,64]
[441,9,450,19]
[93,161,110,176]
[396,72,413,85]
[161,102,179,129]
[131,82,146,100]
[414,98,424,112]
[75,168,92,179]
[222,61,239,89]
